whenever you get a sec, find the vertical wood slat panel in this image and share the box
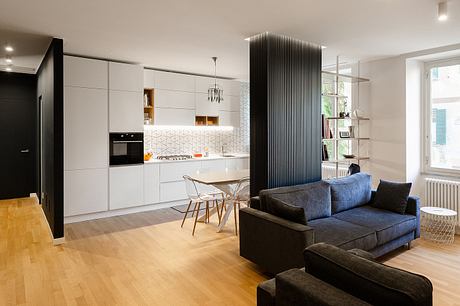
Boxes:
[250,33,322,196]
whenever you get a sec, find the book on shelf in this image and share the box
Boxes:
[322,114,333,139]
[322,144,329,161]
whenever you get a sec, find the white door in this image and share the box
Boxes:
[109,90,144,132]
[65,87,108,170]
[109,62,143,92]
[109,165,144,210]
[64,169,108,217]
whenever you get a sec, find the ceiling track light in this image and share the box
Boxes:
[438,1,448,21]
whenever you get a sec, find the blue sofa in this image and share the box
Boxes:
[239,173,421,274]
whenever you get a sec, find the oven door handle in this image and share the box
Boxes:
[112,140,143,143]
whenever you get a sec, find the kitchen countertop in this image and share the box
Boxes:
[143,153,250,164]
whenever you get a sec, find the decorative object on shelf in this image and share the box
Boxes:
[348,126,355,138]
[339,131,351,138]
[351,109,366,119]
[322,114,333,139]
[339,111,350,118]
[342,154,356,159]
[208,57,224,103]
[322,144,329,161]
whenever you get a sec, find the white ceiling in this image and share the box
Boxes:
[1,0,459,78]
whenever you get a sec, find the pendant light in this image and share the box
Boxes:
[208,57,224,103]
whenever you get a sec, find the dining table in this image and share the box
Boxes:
[189,169,249,232]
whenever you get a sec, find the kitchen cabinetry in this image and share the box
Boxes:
[154,89,195,109]
[144,163,160,205]
[226,157,249,170]
[201,159,226,173]
[109,90,144,132]
[154,108,195,126]
[195,93,219,116]
[109,62,143,92]
[109,165,144,210]
[218,95,240,112]
[155,71,195,92]
[64,169,108,216]
[219,111,240,127]
[64,86,108,170]
[159,161,201,182]
[144,69,156,88]
[64,56,108,89]
[195,76,216,93]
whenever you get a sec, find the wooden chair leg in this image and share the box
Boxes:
[206,201,210,223]
[181,200,193,228]
[192,202,201,236]
[234,202,238,235]
[216,200,222,224]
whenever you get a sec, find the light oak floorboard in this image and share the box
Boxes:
[1,196,460,305]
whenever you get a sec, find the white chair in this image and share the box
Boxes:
[221,176,250,235]
[182,175,223,235]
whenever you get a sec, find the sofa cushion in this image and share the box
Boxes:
[332,206,417,245]
[303,243,433,306]
[260,181,331,221]
[328,173,372,214]
[266,197,307,225]
[308,217,377,250]
[372,180,412,214]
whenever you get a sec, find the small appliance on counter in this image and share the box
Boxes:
[109,133,144,166]
[156,154,193,161]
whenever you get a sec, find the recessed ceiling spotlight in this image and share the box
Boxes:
[5,66,12,72]
[5,55,12,63]
[321,46,327,49]
[5,45,14,52]
[438,1,448,21]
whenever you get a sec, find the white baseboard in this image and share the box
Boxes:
[64,200,188,224]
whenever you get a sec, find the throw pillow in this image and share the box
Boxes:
[373,180,412,214]
[266,197,307,225]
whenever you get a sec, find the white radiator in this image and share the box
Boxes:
[322,165,348,179]
[425,178,460,226]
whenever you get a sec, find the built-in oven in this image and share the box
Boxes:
[109,133,144,166]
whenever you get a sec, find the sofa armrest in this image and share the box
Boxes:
[239,207,315,275]
[406,196,421,238]
[250,196,261,210]
[276,269,370,306]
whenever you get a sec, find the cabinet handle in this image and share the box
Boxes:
[20,149,29,153]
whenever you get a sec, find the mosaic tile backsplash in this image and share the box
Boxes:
[144,82,249,155]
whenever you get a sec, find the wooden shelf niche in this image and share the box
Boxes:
[195,116,219,126]
[144,88,154,125]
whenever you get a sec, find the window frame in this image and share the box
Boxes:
[423,57,460,176]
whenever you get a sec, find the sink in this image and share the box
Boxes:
[222,154,236,157]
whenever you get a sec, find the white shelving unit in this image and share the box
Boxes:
[322,57,370,178]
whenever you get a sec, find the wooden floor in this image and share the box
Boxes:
[1,197,460,305]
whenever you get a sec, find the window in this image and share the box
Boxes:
[425,59,460,174]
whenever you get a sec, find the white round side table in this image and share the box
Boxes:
[421,206,457,244]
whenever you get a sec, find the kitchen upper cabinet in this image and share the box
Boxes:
[144,164,160,205]
[159,161,201,183]
[65,87,108,170]
[144,69,156,88]
[64,56,108,89]
[195,93,219,116]
[109,90,144,132]
[109,165,144,210]
[218,95,240,112]
[154,108,195,126]
[222,80,241,96]
[219,111,240,127]
[109,62,143,92]
[195,76,216,93]
[155,71,195,92]
[64,169,108,217]
[155,89,195,109]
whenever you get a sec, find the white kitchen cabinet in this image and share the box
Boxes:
[154,107,195,126]
[144,69,156,88]
[195,76,217,93]
[65,87,108,170]
[109,165,144,210]
[155,71,195,92]
[222,80,241,96]
[64,169,108,216]
[109,62,143,92]
[154,89,195,109]
[159,161,201,182]
[218,95,240,112]
[201,159,226,173]
[109,90,144,132]
[219,111,240,127]
[226,157,249,170]
[144,164,160,205]
[195,93,219,116]
[160,181,188,202]
[64,56,108,89]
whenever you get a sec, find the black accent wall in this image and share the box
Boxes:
[250,33,322,196]
[37,38,64,239]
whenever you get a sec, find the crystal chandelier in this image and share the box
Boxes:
[208,57,224,103]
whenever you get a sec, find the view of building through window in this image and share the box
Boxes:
[430,63,460,171]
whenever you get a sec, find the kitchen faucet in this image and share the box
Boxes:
[221,143,227,156]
